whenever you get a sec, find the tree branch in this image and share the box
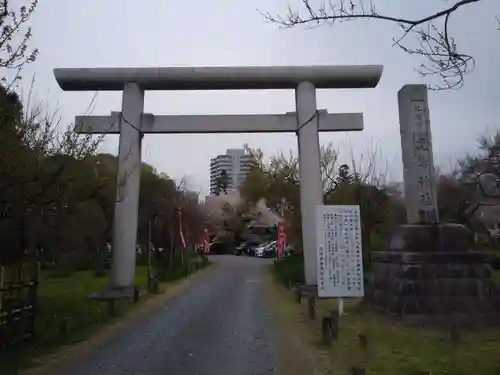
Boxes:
[262,0,484,90]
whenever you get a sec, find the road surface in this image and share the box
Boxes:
[63,255,278,375]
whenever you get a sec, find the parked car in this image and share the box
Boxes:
[234,242,258,256]
[256,241,277,258]
[234,243,244,255]
[262,242,277,258]
[254,243,267,257]
[234,242,249,256]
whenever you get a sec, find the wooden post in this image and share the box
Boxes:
[184,217,189,272]
[169,225,174,269]
[295,285,302,303]
[330,309,339,340]
[358,333,368,349]
[147,219,153,292]
[0,266,4,311]
[321,316,333,346]
[59,317,71,338]
[29,262,41,339]
[450,314,461,344]
[108,300,116,316]
[350,367,366,375]
[307,295,316,320]
[133,286,139,304]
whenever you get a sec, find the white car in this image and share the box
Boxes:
[255,241,277,257]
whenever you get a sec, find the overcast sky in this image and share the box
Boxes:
[15,0,500,196]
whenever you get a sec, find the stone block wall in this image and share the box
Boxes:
[367,224,500,327]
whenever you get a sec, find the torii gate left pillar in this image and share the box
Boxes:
[54,65,383,291]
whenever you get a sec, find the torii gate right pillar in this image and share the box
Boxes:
[296,81,322,285]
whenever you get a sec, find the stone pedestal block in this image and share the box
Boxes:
[367,223,500,328]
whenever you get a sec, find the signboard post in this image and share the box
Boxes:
[276,222,286,260]
[316,205,364,316]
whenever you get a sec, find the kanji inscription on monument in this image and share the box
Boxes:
[398,85,439,224]
[316,205,364,298]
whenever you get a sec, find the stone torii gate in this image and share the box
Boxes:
[54,65,383,290]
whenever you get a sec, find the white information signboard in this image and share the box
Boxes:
[316,205,364,298]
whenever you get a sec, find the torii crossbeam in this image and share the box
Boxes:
[54,65,383,290]
[75,111,363,134]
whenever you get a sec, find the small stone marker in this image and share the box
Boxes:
[398,84,439,224]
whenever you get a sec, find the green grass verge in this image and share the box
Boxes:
[0,258,210,375]
[493,270,500,283]
[311,298,500,375]
[271,262,500,375]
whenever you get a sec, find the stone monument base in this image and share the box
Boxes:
[367,223,500,328]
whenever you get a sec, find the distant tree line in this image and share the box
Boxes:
[0,85,206,274]
[238,136,500,270]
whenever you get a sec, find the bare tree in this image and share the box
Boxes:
[319,141,339,194]
[347,141,388,186]
[0,0,39,85]
[262,0,493,90]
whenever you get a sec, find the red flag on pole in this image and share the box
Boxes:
[177,209,187,248]
[277,221,286,259]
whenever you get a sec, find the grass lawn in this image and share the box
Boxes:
[270,269,500,375]
[493,270,500,283]
[0,261,208,375]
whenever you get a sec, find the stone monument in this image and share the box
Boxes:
[368,84,500,327]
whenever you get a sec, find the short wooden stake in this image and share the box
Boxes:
[108,300,116,316]
[358,333,368,349]
[330,309,339,340]
[133,287,140,304]
[295,285,302,303]
[307,296,316,320]
[0,266,4,311]
[321,316,333,346]
[350,366,366,375]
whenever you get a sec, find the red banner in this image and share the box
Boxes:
[277,222,286,259]
[178,209,187,248]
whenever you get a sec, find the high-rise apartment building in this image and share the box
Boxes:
[209,148,254,195]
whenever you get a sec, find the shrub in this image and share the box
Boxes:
[273,254,305,286]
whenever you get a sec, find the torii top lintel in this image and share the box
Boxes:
[53,65,383,91]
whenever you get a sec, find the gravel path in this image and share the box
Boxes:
[62,255,278,375]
